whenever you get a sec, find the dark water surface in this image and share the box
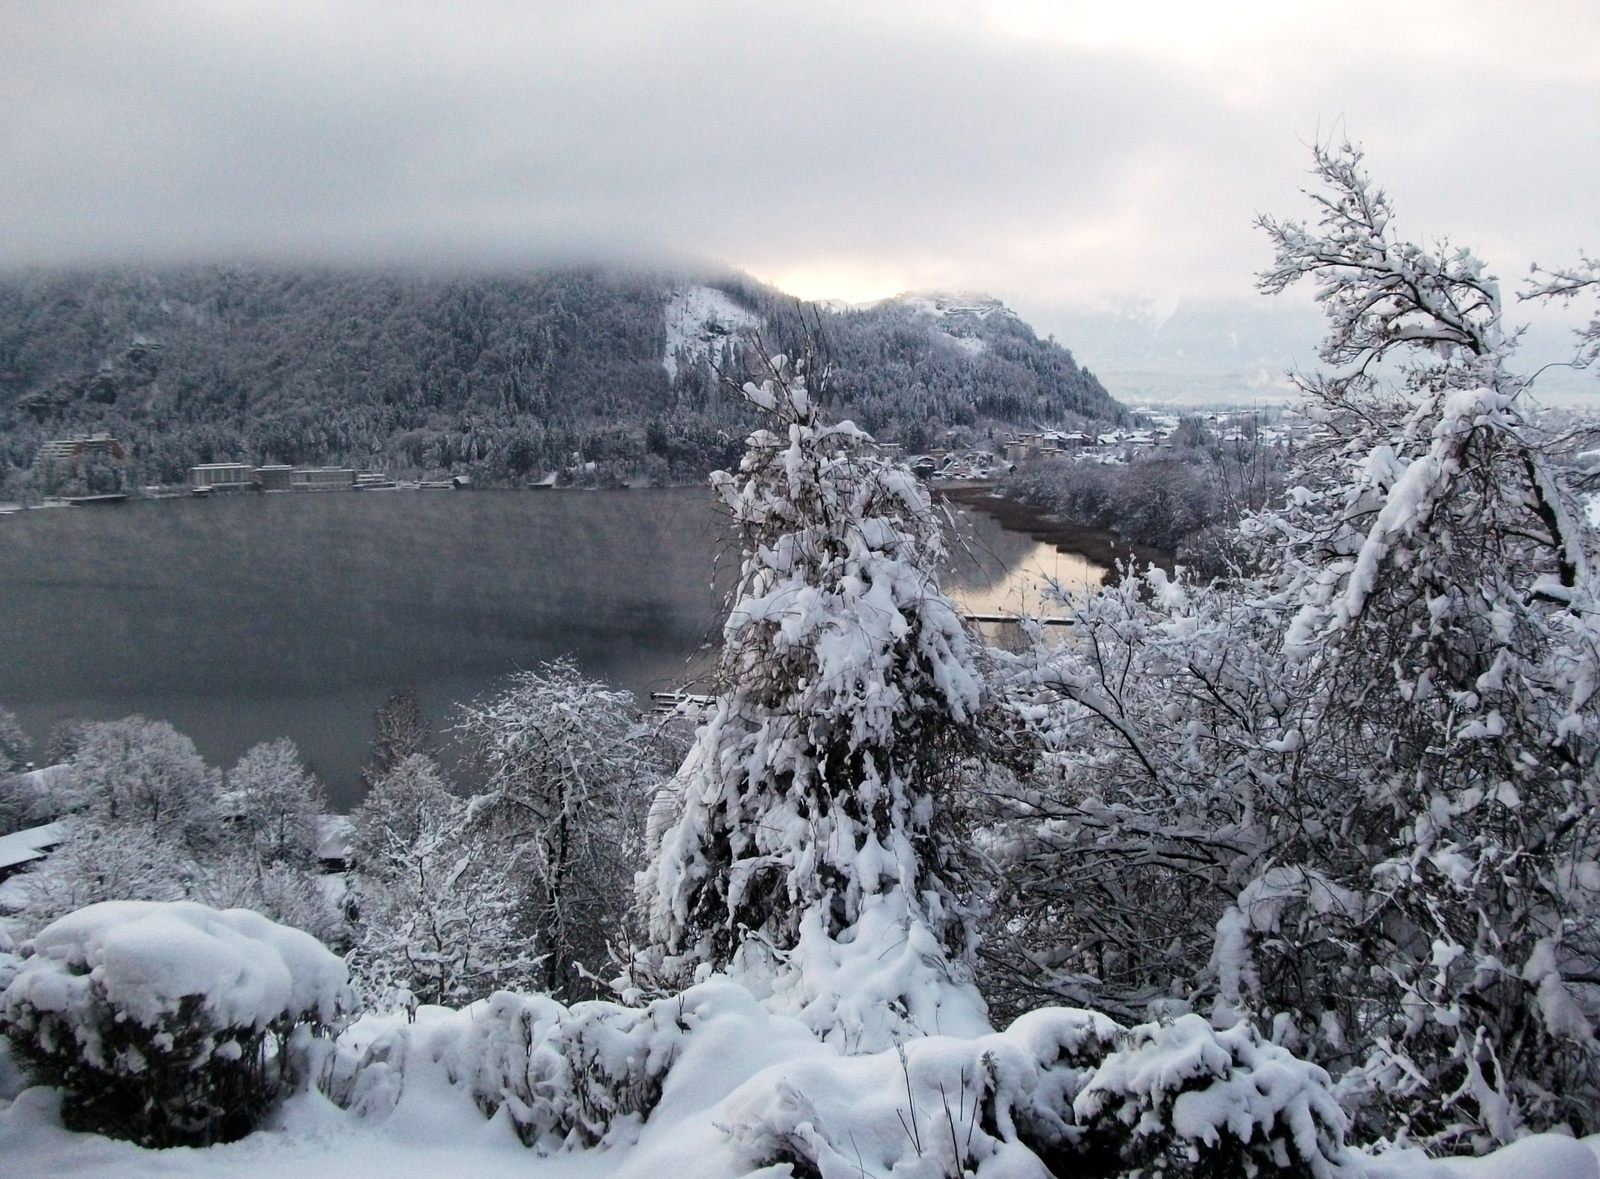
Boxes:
[0,487,1091,809]
[0,489,738,808]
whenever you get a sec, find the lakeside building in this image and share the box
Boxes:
[0,822,65,885]
[32,433,126,467]
[257,464,293,491]
[189,463,255,491]
[187,464,365,492]
[289,467,356,491]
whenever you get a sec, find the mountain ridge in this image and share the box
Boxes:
[0,266,1124,492]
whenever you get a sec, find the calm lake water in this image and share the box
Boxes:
[0,487,1105,808]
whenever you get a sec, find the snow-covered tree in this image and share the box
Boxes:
[69,717,222,850]
[636,352,988,1049]
[1249,143,1600,1147]
[360,688,433,791]
[350,751,458,870]
[0,706,37,836]
[986,143,1600,1150]
[350,780,539,1010]
[454,661,653,999]
[0,705,29,773]
[223,738,325,870]
[16,722,341,944]
[17,820,197,930]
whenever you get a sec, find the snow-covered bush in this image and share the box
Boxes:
[725,1005,1127,1178]
[332,980,766,1149]
[1072,1016,1348,1179]
[435,987,691,1147]
[0,900,349,1146]
[636,350,989,1050]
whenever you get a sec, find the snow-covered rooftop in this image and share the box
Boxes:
[0,821,65,874]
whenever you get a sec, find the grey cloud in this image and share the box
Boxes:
[0,0,1595,325]
[0,4,1269,276]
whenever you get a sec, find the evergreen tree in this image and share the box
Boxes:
[637,351,989,1050]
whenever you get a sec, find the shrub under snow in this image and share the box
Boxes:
[1073,1015,1348,1179]
[335,985,711,1148]
[313,975,1353,1179]
[0,900,349,1146]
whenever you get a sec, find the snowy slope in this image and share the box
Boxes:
[662,287,760,381]
[890,290,1017,357]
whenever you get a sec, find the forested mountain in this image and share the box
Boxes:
[0,267,1122,492]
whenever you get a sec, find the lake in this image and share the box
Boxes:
[0,486,1111,808]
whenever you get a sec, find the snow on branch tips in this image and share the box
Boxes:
[634,347,988,1051]
[1524,251,1600,372]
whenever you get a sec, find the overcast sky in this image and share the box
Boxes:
[3,1,1596,395]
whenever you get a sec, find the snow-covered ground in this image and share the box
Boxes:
[662,286,760,381]
[6,984,1600,1179]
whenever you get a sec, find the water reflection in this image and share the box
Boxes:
[0,489,728,808]
[947,539,1104,617]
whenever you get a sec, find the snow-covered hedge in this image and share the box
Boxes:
[322,977,1350,1179]
[0,900,349,1146]
[335,984,704,1148]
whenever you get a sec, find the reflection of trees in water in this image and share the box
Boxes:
[942,500,1039,592]
[941,496,1109,619]
[0,488,1092,805]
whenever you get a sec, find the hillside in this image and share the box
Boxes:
[0,267,1123,492]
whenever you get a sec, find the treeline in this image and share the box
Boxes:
[0,267,1122,494]
[0,674,684,1008]
[1000,418,1287,557]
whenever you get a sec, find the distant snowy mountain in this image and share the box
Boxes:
[1019,295,1323,408]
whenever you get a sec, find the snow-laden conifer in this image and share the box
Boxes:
[636,351,988,1050]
